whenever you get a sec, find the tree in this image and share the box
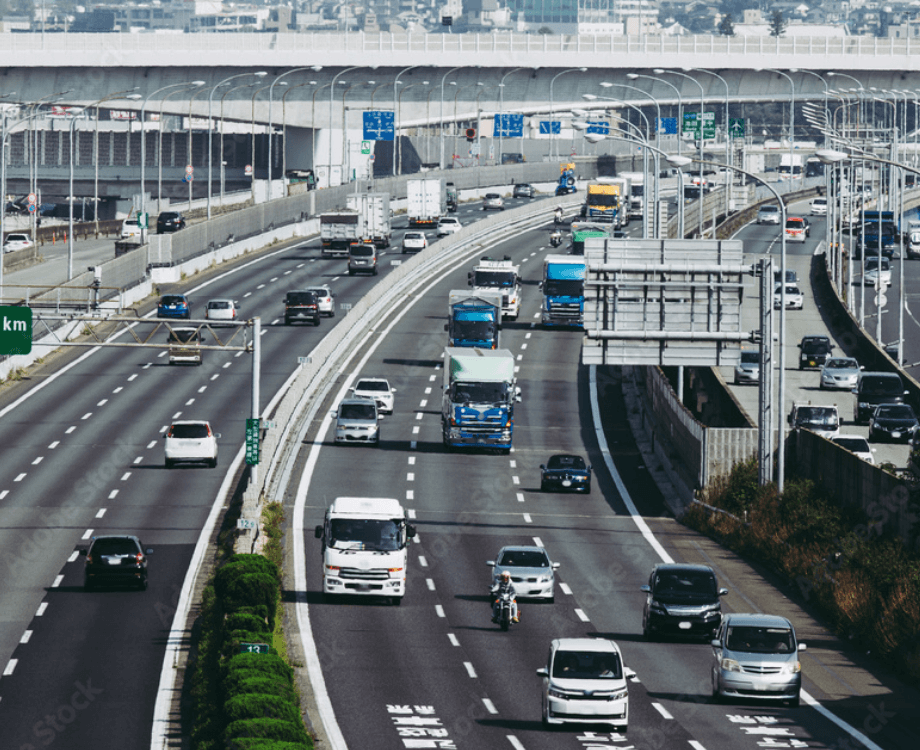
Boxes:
[769,9,786,37]
[718,13,735,36]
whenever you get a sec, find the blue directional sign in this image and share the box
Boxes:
[363,110,395,142]
[539,121,561,135]
[657,117,678,135]
[494,113,524,138]
[587,121,609,135]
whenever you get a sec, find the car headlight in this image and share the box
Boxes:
[721,658,742,673]
[858,402,869,409]
[782,661,802,674]
[610,688,628,701]
[648,600,667,615]
[548,687,571,699]
[538,575,551,583]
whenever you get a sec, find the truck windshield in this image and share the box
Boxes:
[328,519,402,551]
[587,193,619,207]
[451,381,508,404]
[473,271,515,288]
[452,320,496,340]
[544,280,584,297]
[631,185,644,197]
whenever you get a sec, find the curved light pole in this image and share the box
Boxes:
[498,67,537,161]
[208,71,267,218]
[549,67,587,160]
[439,66,464,169]
[267,65,322,189]
[686,67,732,218]
[219,82,259,204]
[393,65,421,177]
[281,81,317,184]
[329,66,362,188]
[67,108,86,280]
[311,83,331,174]
[628,72,683,154]
[187,86,210,211]
[342,81,375,182]
[828,71,864,138]
[397,81,424,175]
[157,83,204,213]
[656,68,706,234]
[453,82,483,164]
[671,153,787,490]
[251,83,275,202]
[474,84,499,164]
[22,90,70,239]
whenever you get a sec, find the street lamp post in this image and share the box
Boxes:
[67,108,86,280]
[549,67,587,160]
[439,66,463,170]
[251,83,274,203]
[393,66,421,177]
[687,68,732,217]
[342,81,375,182]
[397,82,424,175]
[628,73,683,155]
[281,81,317,184]
[157,84,204,214]
[267,66,322,195]
[208,71,267,219]
[219,83,258,204]
[828,72,864,138]
[329,66,362,189]
[670,153,787,490]
[187,86,210,211]
[497,67,535,162]
[453,83,483,163]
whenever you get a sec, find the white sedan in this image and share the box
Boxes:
[437,217,462,236]
[350,377,396,413]
[3,233,33,253]
[305,286,335,317]
[773,284,804,310]
[205,299,239,324]
[402,231,428,253]
[164,420,220,468]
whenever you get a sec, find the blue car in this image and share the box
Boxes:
[157,294,191,319]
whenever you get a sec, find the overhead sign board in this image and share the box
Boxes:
[682,112,716,139]
[587,121,610,135]
[0,306,32,355]
[363,110,395,142]
[494,113,524,138]
[245,418,260,465]
[729,117,746,139]
[539,121,561,135]
[657,116,678,135]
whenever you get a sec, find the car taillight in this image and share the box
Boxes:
[206,425,213,437]
[86,555,94,564]
[135,553,144,563]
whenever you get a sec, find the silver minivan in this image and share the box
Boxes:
[333,397,382,446]
[711,613,805,706]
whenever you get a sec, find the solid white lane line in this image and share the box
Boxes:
[32,457,43,465]
[426,578,435,591]
[532,537,544,547]
[96,509,106,518]
[448,633,460,647]
[523,514,532,523]
[14,474,25,482]
[435,605,445,618]
[652,702,674,719]
[516,492,525,503]
[464,662,477,678]
[51,575,63,588]
[36,603,48,616]
[482,698,498,715]
[560,583,573,595]
[108,490,119,500]
[575,608,590,622]
[82,529,93,540]
[20,631,32,644]
[418,556,428,567]
[121,472,131,481]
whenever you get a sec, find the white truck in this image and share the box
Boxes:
[407,178,445,227]
[320,209,363,258]
[467,256,522,320]
[779,154,804,177]
[314,496,416,605]
[346,191,392,249]
[619,171,645,220]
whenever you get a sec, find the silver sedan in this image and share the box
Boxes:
[487,545,559,601]
[820,357,861,390]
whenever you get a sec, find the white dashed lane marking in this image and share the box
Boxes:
[113,387,123,394]
[134,456,143,464]
[20,631,31,645]
[36,603,48,616]
[95,508,106,518]
[523,513,532,523]
[146,441,157,449]
[48,441,59,449]
[448,633,460,647]
[482,698,498,715]
[97,399,108,407]
[32,457,42,466]
[418,556,428,567]
[464,662,477,678]
[516,493,525,503]
[120,472,131,481]
[81,529,93,540]
[0,491,8,500]
[51,575,63,588]
[4,660,17,676]
[652,702,674,720]
[426,579,435,591]
[560,583,572,595]
[575,608,590,622]
[127,374,138,381]
[65,427,75,434]
[67,551,79,563]
[109,490,119,500]
[81,413,92,420]
[14,474,26,482]
[435,605,445,618]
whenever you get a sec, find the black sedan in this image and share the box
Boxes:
[540,454,592,493]
[157,210,186,233]
[868,404,920,443]
[81,535,152,590]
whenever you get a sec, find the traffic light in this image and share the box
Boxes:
[465,127,476,143]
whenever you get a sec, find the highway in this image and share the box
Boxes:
[0,193,546,748]
[290,205,919,750]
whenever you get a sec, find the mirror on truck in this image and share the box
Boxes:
[515,386,522,402]
[443,323,449,332]
[407,524,417,538]
[467,271,473,286]
[314,525,324,539]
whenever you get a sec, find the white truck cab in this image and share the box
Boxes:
[468,256,522,320]
[314,497,416,605]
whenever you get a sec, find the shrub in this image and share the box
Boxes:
[225,675,298,704]
[227,740,311,750]
[215,555,280,627]
[224,694,302,725]
[226,612,272,635]
[225,653,293,683]
[225,718,310,745]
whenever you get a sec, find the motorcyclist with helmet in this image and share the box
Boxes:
[550,229,563,247]
[554,207,564,225]
[491,570,520,623]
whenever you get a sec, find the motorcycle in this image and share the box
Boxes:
[549,231,563,248]
[494,590,518,631]
[553,209,564,226]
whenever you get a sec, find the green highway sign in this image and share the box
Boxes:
[240,642,269,654]
[729,118,746,139]
[682,112,716,139]
[0,306,32,355]
[361,140,371,155]
[245,418,260,465]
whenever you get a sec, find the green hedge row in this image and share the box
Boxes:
[190,553,312,749]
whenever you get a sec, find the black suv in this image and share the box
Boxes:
[641,563,727,640]
[798,335,833,370]
[156,211,186,234]
[283,290,320,326]
[853,371,909,424]
[81,535,152,590]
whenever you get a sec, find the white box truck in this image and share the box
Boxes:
[346,192,392,248]
[314,497,416,604]
[407,178,445,227]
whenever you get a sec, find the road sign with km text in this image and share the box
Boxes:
[0,306,32,355]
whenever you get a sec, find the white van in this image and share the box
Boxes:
[314,497,416,604]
